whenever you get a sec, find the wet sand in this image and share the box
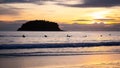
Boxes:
[0,54,120,68]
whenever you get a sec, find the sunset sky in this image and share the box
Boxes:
[0,0,120,24]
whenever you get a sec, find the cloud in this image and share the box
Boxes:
[0,20,120,31]
[0,0,38,3]
[0,20,26,31]
[1,0,120,7]
[0,0,56,4]
[94,18,116,21]
[73,19,91,21]
[0,5,21,15]
[59,23,120,31]
[58,0,120,7]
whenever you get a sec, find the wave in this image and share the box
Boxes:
[0,42,120,49]
[0,51,120,56]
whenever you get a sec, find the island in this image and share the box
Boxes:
[17,20,62,31]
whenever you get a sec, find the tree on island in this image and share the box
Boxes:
[17,20,62,31]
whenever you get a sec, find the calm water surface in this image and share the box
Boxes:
[0,31,120,44]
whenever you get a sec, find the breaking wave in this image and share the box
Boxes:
[0,42,120,56]
[0,42,120,49]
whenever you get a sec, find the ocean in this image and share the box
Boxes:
[0,31,120,68]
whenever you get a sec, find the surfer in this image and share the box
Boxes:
[22,35,26,38]
[109,34,111,36]
[44,35,47,37]
[100,35,103,37]
[67,34,71,37]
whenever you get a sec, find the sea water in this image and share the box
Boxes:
[0,31,120,68]
[0,31,120,44]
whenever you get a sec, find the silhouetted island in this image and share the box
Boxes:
[17,20,62,31]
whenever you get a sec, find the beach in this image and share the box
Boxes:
[0,53,120,68]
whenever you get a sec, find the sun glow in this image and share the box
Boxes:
[91,11,109,19]
[90,11,113,24]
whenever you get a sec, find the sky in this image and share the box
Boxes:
[0,0,120,24]
[0,0,120,31]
